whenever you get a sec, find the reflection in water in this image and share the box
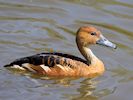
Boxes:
[30,75,99,100]
[71,78,98,100]
[0,0,133,100]
[4,68,117,100]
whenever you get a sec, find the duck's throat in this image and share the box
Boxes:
[78,45,99,65]
[83,47,99,64]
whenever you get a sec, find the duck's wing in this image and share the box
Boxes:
[4,52,88,75]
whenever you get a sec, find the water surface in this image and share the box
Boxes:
[0,0,133,100]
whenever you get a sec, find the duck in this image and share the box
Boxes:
[4,26,117,77]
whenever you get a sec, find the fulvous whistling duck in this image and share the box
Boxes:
[4,26,117,77]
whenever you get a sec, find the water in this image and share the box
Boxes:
[0,0,133,100]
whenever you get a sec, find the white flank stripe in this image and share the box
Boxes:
[56,64,65,71]
[22,63,36,73]
[12,65,26,70]
[40,65,51,72]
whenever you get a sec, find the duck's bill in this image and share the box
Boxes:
[96,34,117,49]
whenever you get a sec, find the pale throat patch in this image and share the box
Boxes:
[83,47,98,65]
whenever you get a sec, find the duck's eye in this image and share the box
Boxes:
[90,32,97,36]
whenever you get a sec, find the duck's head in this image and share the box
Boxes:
[76,26,117,49]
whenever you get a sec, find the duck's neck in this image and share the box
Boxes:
[79,46,99,65]
[76,40,99,65]
[83,47,99,64]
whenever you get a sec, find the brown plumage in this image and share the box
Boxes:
[4,26,117,77]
